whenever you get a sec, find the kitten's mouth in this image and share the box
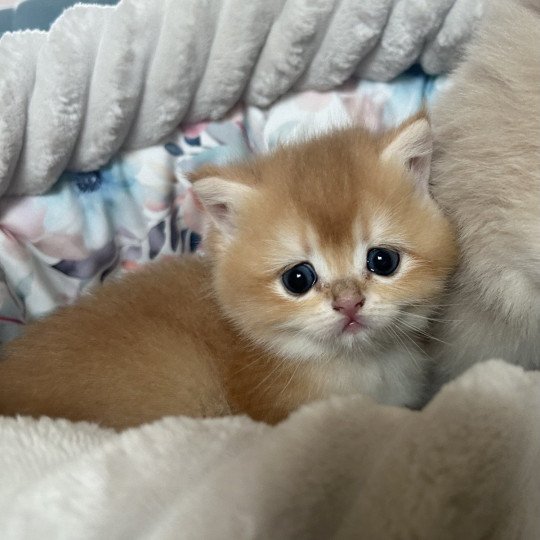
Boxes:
[342,317,366,335]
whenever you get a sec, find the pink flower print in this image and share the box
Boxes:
[342,95,385,133]
[295,91,333,112]
[34,233,90,260]
[121,260,141,272]
[0,198,46,243]
[182,122,210,138]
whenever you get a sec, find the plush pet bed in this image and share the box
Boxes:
[1,361,539,539]
[0,0,538,538]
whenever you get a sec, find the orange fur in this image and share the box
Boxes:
[0,118,457,429]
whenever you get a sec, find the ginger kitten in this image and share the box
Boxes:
[0,116,456,429]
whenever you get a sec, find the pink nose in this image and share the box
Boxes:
[332,295,365,319]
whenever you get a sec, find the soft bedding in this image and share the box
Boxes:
[1,360,539,539]
[0,71,445,343]
[0,0,483,196]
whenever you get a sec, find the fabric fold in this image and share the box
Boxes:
[0,0,483,196]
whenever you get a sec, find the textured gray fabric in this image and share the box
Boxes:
[0,0,485,196]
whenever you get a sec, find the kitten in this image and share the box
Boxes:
[0,115,456,429]
[429,0,540,388]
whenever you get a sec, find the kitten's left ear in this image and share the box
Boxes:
[191,176,253,239]
[380,116,433,194]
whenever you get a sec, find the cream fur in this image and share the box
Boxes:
[430,0,540,386]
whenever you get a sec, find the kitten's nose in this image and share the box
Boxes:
[332,295,365,319]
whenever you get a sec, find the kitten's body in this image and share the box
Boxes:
[429,0,540,386]
[0,121,456,429]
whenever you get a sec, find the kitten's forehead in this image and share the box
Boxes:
[240,125,436,272]
[271,211,375,279]
[305,225,354,276]
[257,128,406,250]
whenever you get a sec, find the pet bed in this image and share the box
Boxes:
[0,0,538,538]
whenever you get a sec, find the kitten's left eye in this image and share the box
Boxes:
[367,248,400,276]
[281,263,317,295]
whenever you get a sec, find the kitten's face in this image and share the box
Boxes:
[193,119,457,361]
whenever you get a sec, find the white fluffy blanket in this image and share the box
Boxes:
[1,361,539,539]
[0,0,484,197]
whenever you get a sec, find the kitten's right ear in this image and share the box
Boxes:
[191,176,253,239]
[380,114,433,195]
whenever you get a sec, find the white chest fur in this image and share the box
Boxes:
[309,346,427,409]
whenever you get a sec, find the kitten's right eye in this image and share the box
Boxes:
[281,263,317,295]
[366,247,400,276]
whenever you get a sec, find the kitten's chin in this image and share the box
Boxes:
[259,327,377,364]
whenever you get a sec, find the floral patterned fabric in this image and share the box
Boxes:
[0,72,446,343]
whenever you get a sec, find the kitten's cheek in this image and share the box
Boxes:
[360,310,389,331]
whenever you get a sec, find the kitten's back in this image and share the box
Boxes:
[0,258,233,428]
